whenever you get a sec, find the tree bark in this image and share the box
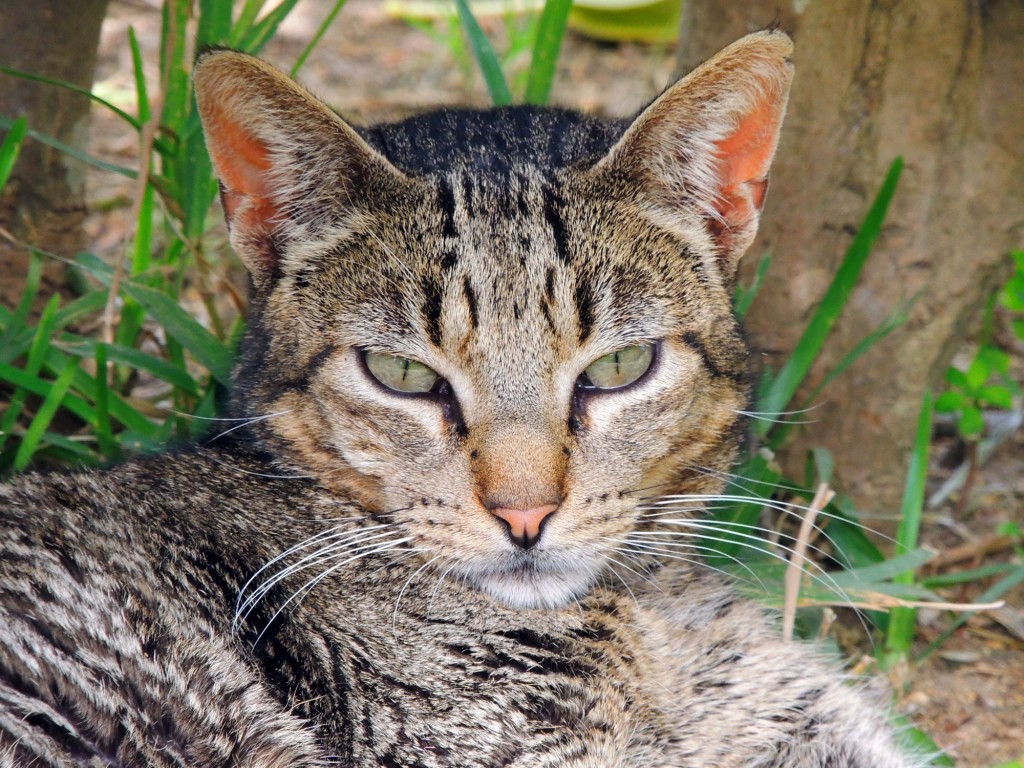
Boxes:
[678,1,1024,521]
[0,0,110,309]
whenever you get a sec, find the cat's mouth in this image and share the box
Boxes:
[459,551,603,610]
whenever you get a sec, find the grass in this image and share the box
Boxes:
[0,0,348,470]
[2,3,1021,763]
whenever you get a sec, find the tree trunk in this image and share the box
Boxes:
[0,0,110,309]
[678,1,1024,522]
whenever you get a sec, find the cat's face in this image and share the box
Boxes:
[195,32,792,608]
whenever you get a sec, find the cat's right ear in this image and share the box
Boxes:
[193,50,408,289]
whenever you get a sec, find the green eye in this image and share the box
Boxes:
[579,344,655,390]
[365,352,440,394]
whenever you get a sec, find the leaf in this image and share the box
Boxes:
[933,390,964,412]
[93,344,119,461]
[977,384,1013,409]
[806,446,834,486]
[958,407,984,437]
[69,254,232,385]
[918,563,1024,662]
[977,345,1010,374]
[0,116,28,190]
[0,361,97,427]
[0,67,142,130]
[835,547,936,586]
[0,294,60,454]
[965,354,990,391]
[238,0,303,54]
[128,27,151,125]
[944,366,968,390]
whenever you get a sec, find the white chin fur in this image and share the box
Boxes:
[466,564,599,610]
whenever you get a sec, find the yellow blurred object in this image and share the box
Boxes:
[385,0,682,45]
[569,0,681,44]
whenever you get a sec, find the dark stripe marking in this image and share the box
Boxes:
[421,278,444,347]
[542,185,571,264]
[462,276,479,329]
[573,278,595,342]
[461,173,474,216]
[437,178,458,238]
[440,250,458,272]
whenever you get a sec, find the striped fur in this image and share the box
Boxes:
[0,32,927,766]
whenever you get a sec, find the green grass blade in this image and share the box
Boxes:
[454,0,513,106]
[0,116,28,190]
[230,0,267,46]
[32,434,101,466]
[0,116,137,179]
[0,251,43,362]
[525,0,572,105]
[240,0,303,54]
[159,0,190,139]
[922,562,1017,589]
[917,563,1024,663]
[290,0,349,77]
[755,157,903,437]
[0,67,142,130]
[56,337,201,396]
[119,282,234,385]
[734,253,772,321]
[128,27,151,125]
[0,360,97,426]
[93,344,118,461]
[52,291,109,332]
[883,389,933,663]
[0,294,59,454]
[69,258,223,406]
[132,183,155,274]
[13,358,79,471]
[804,301,909,406]
[198,0,234,47]
[833,547,936,586]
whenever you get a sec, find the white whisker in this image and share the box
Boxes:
[392,554,442,636]
[252,538,414,646]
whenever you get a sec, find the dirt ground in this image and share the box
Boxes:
[83,1,1023,764]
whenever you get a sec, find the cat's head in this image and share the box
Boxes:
[194,32,793,609]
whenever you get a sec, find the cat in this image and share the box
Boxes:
[0,30,927,767]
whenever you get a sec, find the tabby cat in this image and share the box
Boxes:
[0,31,925,767]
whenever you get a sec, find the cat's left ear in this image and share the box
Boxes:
[193,50,412,290]
[589,30,793,273]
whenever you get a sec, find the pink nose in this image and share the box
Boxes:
[490,504,558,550]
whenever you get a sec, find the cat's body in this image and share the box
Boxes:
[1,446,911,767]
[1,32,924,767]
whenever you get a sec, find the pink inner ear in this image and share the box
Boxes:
[712,96,780,230]
[203,104,278,232]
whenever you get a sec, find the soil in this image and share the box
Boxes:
[79,1,1024,765]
